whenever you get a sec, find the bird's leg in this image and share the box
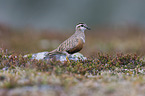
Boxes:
[62,51,71,63]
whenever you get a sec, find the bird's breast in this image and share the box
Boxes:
[67,38,84,54]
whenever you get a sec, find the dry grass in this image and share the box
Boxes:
[1,25,145,56]
[0,24,145,96]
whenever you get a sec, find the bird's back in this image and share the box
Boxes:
[49,31,85,54]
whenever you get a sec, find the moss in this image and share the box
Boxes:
[0,48,144,96]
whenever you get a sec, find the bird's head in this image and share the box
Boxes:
[75,23,91,32]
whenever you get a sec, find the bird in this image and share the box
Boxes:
[48,23,90,56]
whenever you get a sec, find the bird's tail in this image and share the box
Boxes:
[47,49,58,55]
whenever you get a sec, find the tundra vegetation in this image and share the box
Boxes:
[0,26,145,96]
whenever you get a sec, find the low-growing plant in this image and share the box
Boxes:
[0,49,144,76]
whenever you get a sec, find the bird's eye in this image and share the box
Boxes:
[81,25,84,27]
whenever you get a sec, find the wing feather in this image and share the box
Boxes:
[57,37,78,52]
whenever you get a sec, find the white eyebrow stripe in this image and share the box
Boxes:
[76,24,82,28]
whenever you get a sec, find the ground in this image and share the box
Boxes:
[0,25,145,96]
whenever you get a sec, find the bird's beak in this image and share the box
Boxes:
[86,27,91,30]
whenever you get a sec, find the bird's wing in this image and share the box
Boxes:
[57,37,79,52]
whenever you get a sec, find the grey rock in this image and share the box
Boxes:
[24,52,87,62]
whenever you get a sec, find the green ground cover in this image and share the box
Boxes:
[0,49,145,96]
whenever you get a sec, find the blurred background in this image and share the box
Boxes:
[0,0,145,57]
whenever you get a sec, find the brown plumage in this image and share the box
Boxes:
[48,23,90,55]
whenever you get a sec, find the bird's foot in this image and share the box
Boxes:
[66,56,70,63]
